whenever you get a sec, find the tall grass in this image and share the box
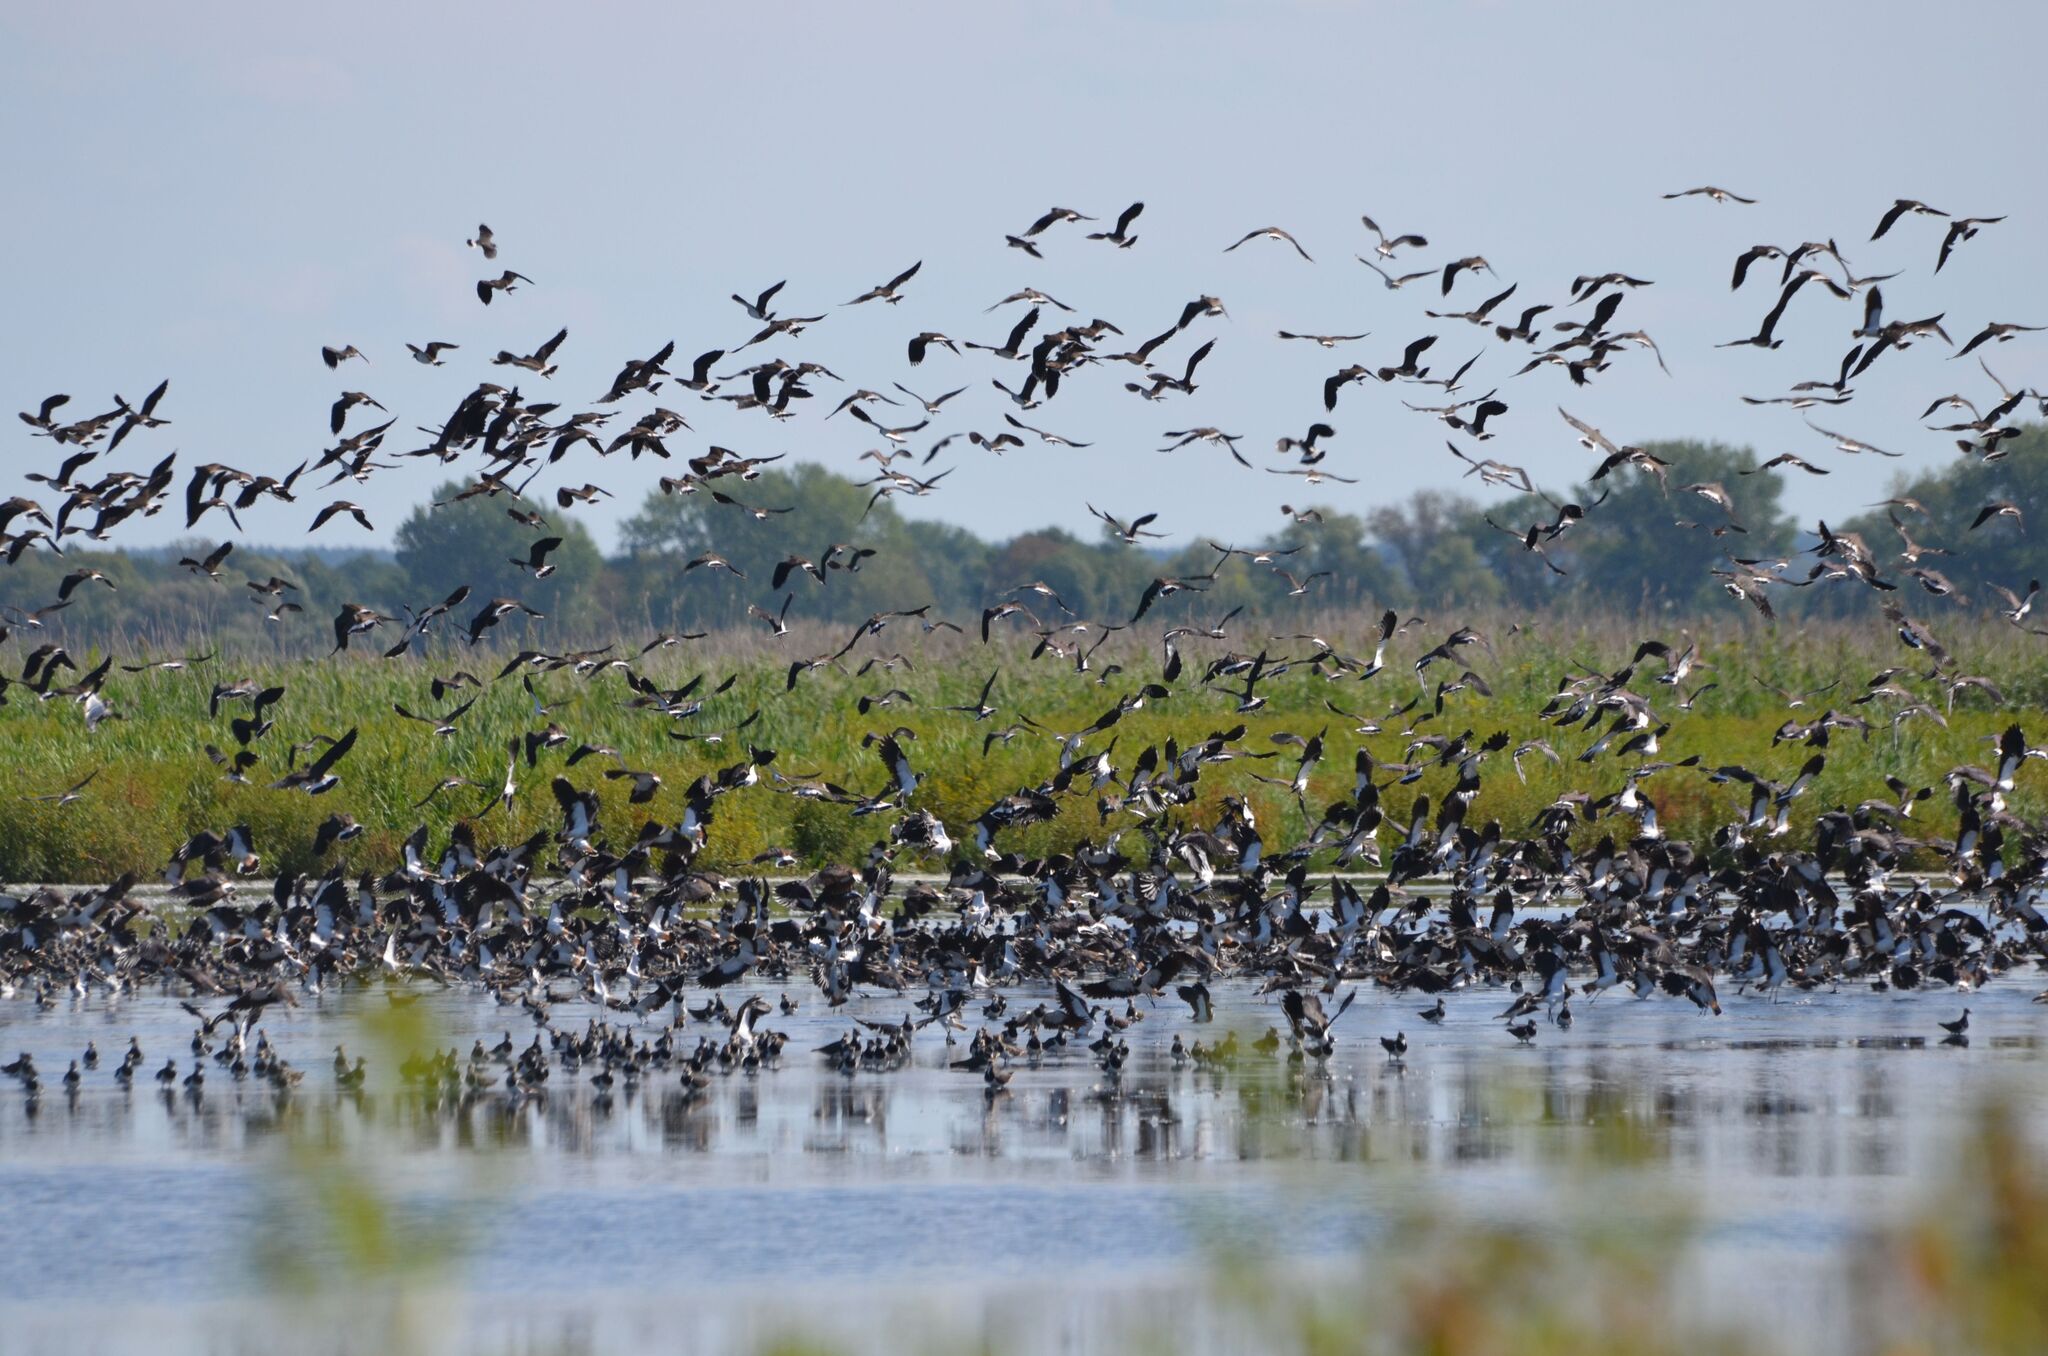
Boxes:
[4,608,2041,880]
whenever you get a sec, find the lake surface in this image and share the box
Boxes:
[0,975,2039,1355]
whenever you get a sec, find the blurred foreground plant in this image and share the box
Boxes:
[234,1015,2042,1356]
[1856,1101,2048,1356]
[253,992,492,1356]
[752,1080,2040,1356]
[1217,1084,2047,1356]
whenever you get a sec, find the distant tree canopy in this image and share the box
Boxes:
[3,431,2040,655]
[616,464,954,632]
[1834,422,2048,605]
[1458,440,1797,614]
[392,483,605,642]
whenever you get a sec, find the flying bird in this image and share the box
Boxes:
[1223,226,1314,261]
[1663,186,1756,203]
[1936,215,2003,272]
[310,501,375,533]
[844,262,922,307]
[1086,201,1144,247]
[476,270,533,304]
[1870,199,1946,239]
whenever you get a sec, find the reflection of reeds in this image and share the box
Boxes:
[246,1025,2046,1356]
[1206,1062,1723,1356]
[6,612,2043,881]
[1220,1088,2046,1356]
[776,1088,2034,1356]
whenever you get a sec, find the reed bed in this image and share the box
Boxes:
[4,608,2042,881]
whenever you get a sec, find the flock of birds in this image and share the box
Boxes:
[3,188,2045,1105]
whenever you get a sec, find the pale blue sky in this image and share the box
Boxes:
[4,1,2043,552]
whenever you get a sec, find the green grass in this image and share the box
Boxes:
[4,608,2044,881]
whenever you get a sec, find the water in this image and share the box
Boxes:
[0,977,2038,1354]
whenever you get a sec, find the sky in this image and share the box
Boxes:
[4,1,2045,555]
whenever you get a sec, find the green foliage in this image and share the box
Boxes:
[2,610,2044,881]
[393,482,605,629]
[11,431,2044,662]
[6,429,2048,881]
[1385,440,1798,614]
[1566,439,1794,612]
[1836,421,2048,608]
[617,463,939,632]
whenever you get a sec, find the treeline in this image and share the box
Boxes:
[4,429,2043,655]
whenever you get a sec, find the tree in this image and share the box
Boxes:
[617,463,934,631]
[1573,440,1792,614]
[903,518,995,617]
[1268,510,1404,613]
[1833,422,2048,613]
[1414,532,1508,609]
[1368,490,1505,607]
[981,528,1153,623]
[1494,440,1797,616]
[393,483,605,644]
[0,538,417,659]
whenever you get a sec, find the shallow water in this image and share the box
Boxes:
[0,976,2039,1354]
